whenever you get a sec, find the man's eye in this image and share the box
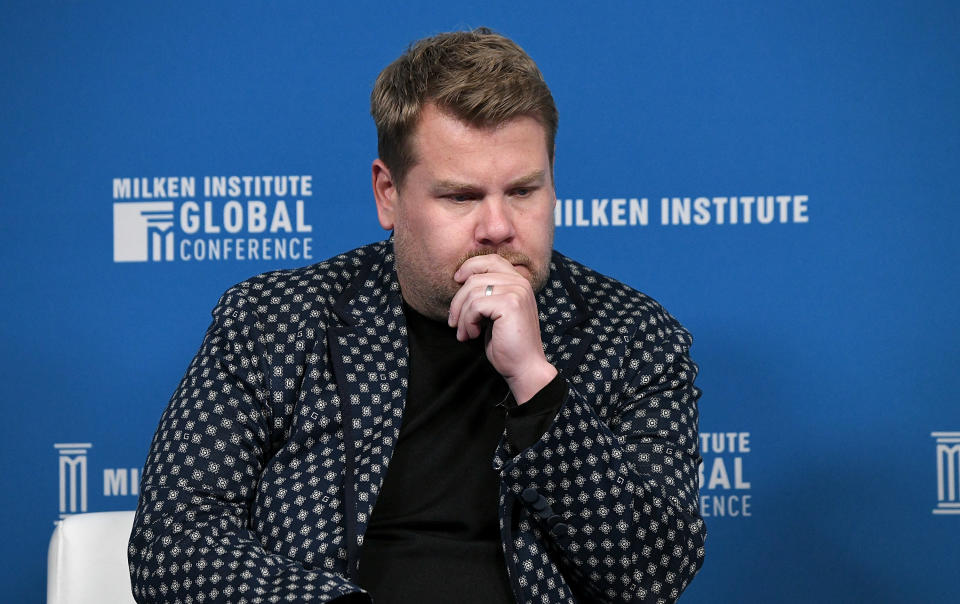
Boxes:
[445,193,475,203]
[512,188,532,198]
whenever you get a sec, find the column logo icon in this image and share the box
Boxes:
[55,442,92,518]
[113,202,175,262]
[933,432,960,515]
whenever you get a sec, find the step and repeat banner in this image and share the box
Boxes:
[2,2,957,602]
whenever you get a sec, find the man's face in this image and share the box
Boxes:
[373,103,556,321]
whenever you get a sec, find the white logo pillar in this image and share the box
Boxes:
[54,443,92,518]
[933,432,960,514]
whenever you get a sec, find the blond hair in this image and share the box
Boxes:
[371,28,558,187]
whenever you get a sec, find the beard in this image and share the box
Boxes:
[393,235,551,321]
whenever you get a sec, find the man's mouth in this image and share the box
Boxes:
[457,248,531,270]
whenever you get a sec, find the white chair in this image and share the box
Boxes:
[47,510,138,604]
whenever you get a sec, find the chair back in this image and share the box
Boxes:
[47,511,138,604]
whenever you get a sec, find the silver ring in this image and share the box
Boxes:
[485,285,494,296]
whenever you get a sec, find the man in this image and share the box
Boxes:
[129,28,705,604]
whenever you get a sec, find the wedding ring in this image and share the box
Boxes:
[485,285,494,296]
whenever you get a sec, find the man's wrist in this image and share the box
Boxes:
[506,361,558,405]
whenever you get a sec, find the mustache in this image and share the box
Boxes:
[455,248,533,270]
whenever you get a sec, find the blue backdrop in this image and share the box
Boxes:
[2,1,958,602]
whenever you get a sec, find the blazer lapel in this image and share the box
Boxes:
[537,252,594,374]
[328,241,409,578]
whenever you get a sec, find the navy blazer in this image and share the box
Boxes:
[129,239,705,603]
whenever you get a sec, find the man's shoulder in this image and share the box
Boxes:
[552,250,690,337]
[216,240,388,309]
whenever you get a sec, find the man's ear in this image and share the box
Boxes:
[372,159,398,230]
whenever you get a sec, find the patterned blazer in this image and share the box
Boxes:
[129,239,706,604]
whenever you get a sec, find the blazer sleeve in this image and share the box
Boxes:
[498,315,706,603]
[127,285,368,604]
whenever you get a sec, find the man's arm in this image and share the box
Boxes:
[128,285,367,604]
[448,254,704,602]
[500,319,705,603]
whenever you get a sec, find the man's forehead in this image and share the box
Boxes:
[407,104,551,181]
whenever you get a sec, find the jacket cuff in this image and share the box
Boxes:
[503,374,568,451]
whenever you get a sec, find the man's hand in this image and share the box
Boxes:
[448,254,558,404]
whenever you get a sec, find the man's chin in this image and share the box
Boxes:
[419,287,457,322]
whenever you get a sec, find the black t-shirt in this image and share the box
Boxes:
[356,302,565,603]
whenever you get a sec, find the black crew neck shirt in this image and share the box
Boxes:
[356,302,567,603]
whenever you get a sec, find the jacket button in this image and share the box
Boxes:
[532,496,549,512]
[546,514,563,528]
[551,523,569,538]
[521,487,539,504]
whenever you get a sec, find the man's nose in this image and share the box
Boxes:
[475,196,516,246]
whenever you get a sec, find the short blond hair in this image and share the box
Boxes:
[371,28,558,187]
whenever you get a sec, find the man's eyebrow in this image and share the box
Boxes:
[429,170,547,194]
[431,179,480,192]
[508,170,546,188]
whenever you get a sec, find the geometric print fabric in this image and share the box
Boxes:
[129,239,705,603]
